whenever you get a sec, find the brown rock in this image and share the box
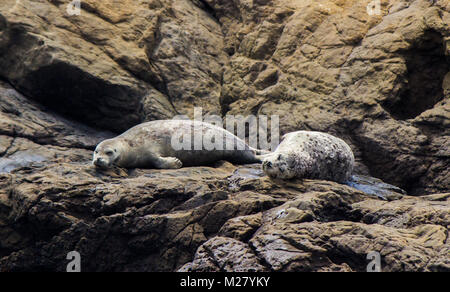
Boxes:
[179,237,268,272]
[1,0,448,194]
[0,161,447,272]
[0,0,228,131]
[0,0,448,272]
[218,0,449,195]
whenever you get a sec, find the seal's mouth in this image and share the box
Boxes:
[93,158,111,169]
[262,161,280,178]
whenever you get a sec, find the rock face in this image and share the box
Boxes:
[0,0,226,131]
[213,0,450,195]
[0,0,448,194]
[0,0,449,272]
[0,160,448,272]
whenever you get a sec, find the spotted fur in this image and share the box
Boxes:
[262,131,354,183]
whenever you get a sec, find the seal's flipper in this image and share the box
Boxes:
[255,153,274,162]
[153,156,183,169]
[255,149,272,155]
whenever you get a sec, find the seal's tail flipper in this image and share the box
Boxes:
[254,149,272,155]
[250,148,272,163]
[254,153,274,163]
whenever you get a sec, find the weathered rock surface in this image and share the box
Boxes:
[214,0,450,195]
[0,0,226,131]
[0,0,449,272]
[0,159,448,272]
[0,0,448,194]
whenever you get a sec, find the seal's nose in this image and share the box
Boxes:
[263,161,272,168]
[94,158,105,167]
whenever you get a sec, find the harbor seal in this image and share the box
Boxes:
[93,120,268,169]
[262,131,354,183]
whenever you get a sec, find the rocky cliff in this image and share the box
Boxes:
[0,0,449,272]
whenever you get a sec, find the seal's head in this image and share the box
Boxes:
[262,152,297,179]
[93,139,124,169]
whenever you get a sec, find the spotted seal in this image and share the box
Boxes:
[262,131,354,183]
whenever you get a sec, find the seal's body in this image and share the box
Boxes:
[262,131,354,183]
[93,120,268,169]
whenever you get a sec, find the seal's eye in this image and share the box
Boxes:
[277,154,282,160]
[105,151,114,156]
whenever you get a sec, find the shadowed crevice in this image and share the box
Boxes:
[383,30,449,120]
[17,62,144,133]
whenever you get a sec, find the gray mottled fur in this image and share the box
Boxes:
[262,131,354,183]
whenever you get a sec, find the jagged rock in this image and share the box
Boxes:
[0,0,448,272]
[184,177,449,272]
[0,0,226,131]
[0,80,109,173]
[346,174,406,201]
[214,0,450,195]
[178,237,268,272]
[0,160,448,272]
[247,221,448,272]
[1,0,448,194]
